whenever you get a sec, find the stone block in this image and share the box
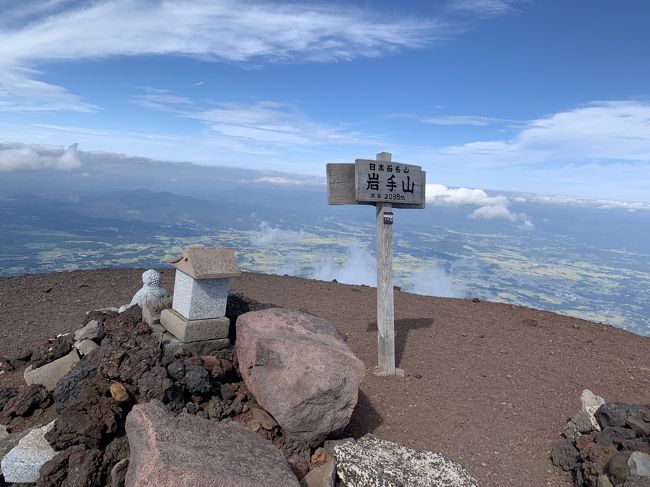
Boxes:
[161,333,229,364]
[24,350,80,391]
[74,320,105,342]
[143,296,173,326]
[149,322,166,341]
[172,269,229,320]
[74,339,98,356]
[1,421,57,483]
[160,308,229,342]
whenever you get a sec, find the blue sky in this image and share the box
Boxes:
[1,0,650,202]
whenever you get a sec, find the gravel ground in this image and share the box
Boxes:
[1,268,649,486]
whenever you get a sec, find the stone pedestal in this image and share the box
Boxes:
[150,323,230,364]
[160,308,229,343]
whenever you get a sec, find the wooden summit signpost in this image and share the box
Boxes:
[326,152,426,376]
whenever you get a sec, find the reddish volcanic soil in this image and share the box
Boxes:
[1,268,649,486]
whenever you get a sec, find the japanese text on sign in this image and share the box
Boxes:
[354,159,424,205]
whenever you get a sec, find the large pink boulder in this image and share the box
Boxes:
[236,308,365,447]
[125,401,299,487]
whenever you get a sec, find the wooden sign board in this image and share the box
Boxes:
[354,159,424,206]
[326,152,426,376]
[326,163,426,209]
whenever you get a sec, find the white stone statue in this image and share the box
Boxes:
[129,269,169,307]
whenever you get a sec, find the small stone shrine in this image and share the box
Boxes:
[159,247,240,350]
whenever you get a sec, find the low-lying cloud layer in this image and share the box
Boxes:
[426,183,534,229]
[311,247,377,286]
[249,221,305,246]
[0,142,81,172]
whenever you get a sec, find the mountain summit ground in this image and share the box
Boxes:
[1,269,648,486]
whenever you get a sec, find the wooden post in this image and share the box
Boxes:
[375,152,395,375]
[327,152,425,377]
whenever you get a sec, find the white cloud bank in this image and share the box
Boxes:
[406,265,466,298]
[310,247,466,298]
[311,247,377,286]
[0,0,436,111]
[0,142,81,172]
[426,183,533,228]
[249,222,305,246]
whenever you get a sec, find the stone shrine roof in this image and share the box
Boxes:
[170,247,241,280]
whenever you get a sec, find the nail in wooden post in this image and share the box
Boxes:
[375,151,395,375]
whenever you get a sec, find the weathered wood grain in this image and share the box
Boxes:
[326,163,426,209]
[375,152,395,374]
[354,159,424,206]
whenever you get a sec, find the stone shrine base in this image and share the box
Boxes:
[149,322,230,363]
[159,308,229,343]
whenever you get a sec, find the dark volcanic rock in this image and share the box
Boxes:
[166,360,185,380]
[136,366,173,402]
[8,350,32,369]
[46,380,124,450]
[596,403,647,429]
[102,436,130,471]
[579,443,617,480]
[0,388,17,410]
[621,438,650,454]
[53,356,100,413]
[595,426,637,447]
[2,384,51,417]
[551,437,580,471]
[37,446,103,487]
[608,452,632,485]
[31,334,74,369]
[180,363,212,396]
[626,416,650,437]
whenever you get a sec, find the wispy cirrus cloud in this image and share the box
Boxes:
[419,114,509,126]
[135,95,376,150]
[432,101,650,167]
[449,0,517,15]
[0,0,438,112]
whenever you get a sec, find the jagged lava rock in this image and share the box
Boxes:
[37,445,103,487]
[236,308,365,447]
[3,383,51,417]
[53,357,99,413]
[334,435,479,487]
[124,401,299,487]
[31,334,74,369]
[1,421,57,483]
